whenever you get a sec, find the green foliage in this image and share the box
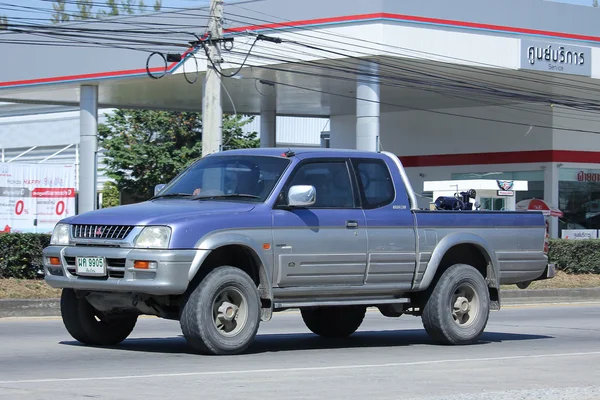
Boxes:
[548,239,600,274]
[51,0,161,22]
[51,0,70,23]
[0,15,7,30]
[101,181,121,208]
[75,0,94,20]
[98,110,258,200]
[102,0,120,16]
[0,234,50,279]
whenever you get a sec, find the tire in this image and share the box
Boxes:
[421,263,490,345]
[301,305,366,338]
[180,266,261,355]
[60,289,138,346]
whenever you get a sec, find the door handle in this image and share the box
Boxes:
[346,220,359,229]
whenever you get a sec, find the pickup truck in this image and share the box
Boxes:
[42,148,555,355]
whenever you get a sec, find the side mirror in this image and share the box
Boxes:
[287,185,316,207]
[154,184,166,196]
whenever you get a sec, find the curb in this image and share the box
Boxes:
[2,289,600,318]
[0,298,60,318]
[500,288,600,305]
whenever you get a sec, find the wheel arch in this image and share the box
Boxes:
[189,232,274,321]
[418,233,501,307]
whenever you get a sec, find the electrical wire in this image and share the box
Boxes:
[217,27,597,122]
[205,43,600,136]
[5,0,600,128]
[226,4,600,95]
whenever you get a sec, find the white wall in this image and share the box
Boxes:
[330,103,554,155]
[382,103,553,156]
[552,105,600,152]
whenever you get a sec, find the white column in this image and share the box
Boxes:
[330,115,356,149]
[260,85,276,148]
[79,85,98,214]
[544,162,559,238]
[356,62,380,151]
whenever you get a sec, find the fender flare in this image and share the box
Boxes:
[417,232,500,291]
[191,232,274,308]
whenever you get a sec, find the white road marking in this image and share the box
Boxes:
[2,351,600,385]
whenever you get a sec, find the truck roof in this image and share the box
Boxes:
[212,147,387,159]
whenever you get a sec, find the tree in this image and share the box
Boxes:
[594,0,598,7]
[101,181,121,208]
[75,0,94,20]
[51,0,70,23]
[51,0,161,22]
[98,110,259,201]
[0,15,7,30]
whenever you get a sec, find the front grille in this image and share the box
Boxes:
[72,225,134,240]
[65,256,126,279]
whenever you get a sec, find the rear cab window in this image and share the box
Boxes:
[351,158,395,209]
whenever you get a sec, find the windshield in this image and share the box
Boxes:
[156,155,291,202]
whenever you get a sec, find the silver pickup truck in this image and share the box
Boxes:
[43,148,555,355]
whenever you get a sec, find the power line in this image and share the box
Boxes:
[224,6,600,96]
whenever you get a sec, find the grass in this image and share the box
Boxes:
[0,278,62,299]
[501,270,600,290]
[1,271,599,299]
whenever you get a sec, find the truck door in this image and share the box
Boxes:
[350,157,417,289]
[272,158,368,287]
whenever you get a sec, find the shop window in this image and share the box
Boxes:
[480,197,506,211]
[558,168,600,235]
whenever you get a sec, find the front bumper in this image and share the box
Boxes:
[42,245,210,296]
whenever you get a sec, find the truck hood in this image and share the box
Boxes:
[66,199,256,226]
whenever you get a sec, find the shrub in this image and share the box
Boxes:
[548,238,600,274]
[0,233,51,279]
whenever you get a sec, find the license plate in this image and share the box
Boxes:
[76,257,107,277]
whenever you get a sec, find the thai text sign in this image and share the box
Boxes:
[520,39,592,77]
[0,163,75,233]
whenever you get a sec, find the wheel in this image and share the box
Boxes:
[180,266,261,355]
[60,289,138,346]
[421,263,490,345]
[301,305,366,338]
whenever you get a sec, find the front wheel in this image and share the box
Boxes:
[421,263,490,345]
[60,289,138,346]
[180,266,261,355]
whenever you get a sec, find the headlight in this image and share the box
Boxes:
[50,223,70,245]
[134,226,172,249]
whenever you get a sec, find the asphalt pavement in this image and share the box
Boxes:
[1,304,600,399]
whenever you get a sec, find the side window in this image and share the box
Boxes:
[287,161,355,208]
[353,159,395,209]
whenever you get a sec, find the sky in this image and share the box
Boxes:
[0,0,596,22]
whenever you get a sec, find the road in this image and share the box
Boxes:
[1,304,600,399]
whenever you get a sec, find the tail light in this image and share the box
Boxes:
[543,219,549,255]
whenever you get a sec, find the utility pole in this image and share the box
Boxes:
[202,0,224,157]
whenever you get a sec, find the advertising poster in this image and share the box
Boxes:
[0,163,76,234]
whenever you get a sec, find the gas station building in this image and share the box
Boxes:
[1,0,600,238]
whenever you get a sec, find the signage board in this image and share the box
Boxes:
[561,229,599,240]
[0,163,76,234]
[520,39,592,77]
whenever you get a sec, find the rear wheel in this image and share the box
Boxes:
[60,289,138,346]
[421,263,490,345]
[180,266,261,355]
[301,305,366,338]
